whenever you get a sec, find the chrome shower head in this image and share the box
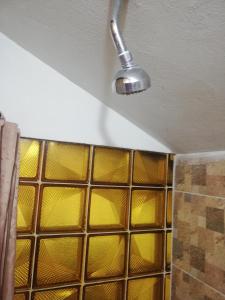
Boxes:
[110,0,151,95]
[113,66,151,95]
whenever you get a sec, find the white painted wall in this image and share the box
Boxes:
[0,33,170,153]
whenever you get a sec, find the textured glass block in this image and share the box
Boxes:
[14,293,27,300]
[38,186,86,232]
[166,232,172,271]
[15,238,32,288]
[165,274,171,300]
[167,154,174,186]
[17,184,36,233]
[19,138,40,179]
[84,281,124,300]
[133,151,167,185]
[86,234,126,280]
[43,142,89,182]
[88,188,129,231]
[167,189,172,227]
[131,189,165,229]
[127,276,163,300]
[92,147,130,184]
[129,232,164,275]
[32,287,79,300]
[35,236,83,287]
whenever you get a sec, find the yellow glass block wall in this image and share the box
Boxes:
[15,138,174,300]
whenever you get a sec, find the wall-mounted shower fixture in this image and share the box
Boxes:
[110,0,151,95]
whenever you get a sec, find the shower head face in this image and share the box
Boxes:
[113,66,151,95]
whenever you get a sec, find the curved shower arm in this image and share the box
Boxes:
[110,0,134,68]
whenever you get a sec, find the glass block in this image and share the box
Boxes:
[133,151,167,185]
[84,281,124,300]
[19,138,40,179]
[38,186,86,232]
[35,236,83,287]
[14,293,28,300]
[165,274,171,300]
[167,189,172,227]
[15,238,33,288]
[17,184,36,233]
[88,188,129,231]
[43,142,89,182]
[127,276,163,300]
[86,234,126,280]
[167,154,174,186]
[131,189,165,229]
[32,287,79,300]
[129,232,164,275]
[166,232,172,271]
[92,147,130,184]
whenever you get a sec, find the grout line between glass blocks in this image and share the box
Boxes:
[162,187,168,299]
[79,145,94,300]
[19,179,172,190]
[123,149,134,299]
[28,140,45,300]
[16,226,173,238]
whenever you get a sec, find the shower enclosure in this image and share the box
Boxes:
[15,138,173,300]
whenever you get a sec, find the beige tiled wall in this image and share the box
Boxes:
[172,152,225,300]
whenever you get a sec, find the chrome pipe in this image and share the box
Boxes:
[110,0,134,68]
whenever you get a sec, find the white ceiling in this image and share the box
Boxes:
[1,0,225,153]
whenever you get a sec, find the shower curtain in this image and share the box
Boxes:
[0,114,20,300]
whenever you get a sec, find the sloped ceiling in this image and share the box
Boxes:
[1,0,225,153]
